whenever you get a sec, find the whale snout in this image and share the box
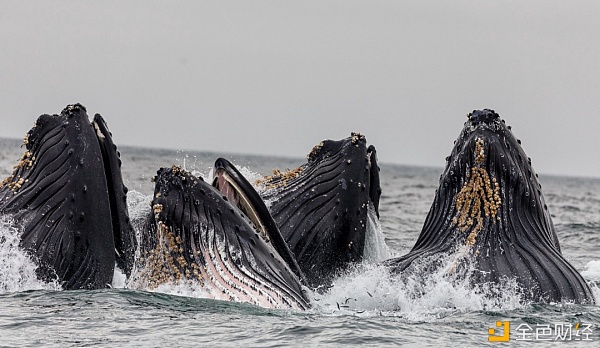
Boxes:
[468,109,500,124]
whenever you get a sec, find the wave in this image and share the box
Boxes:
[582,260,600,282]
[0,215,60,293]
[581,261,600,304]
[363,202,391,262]
[313,255,526,322]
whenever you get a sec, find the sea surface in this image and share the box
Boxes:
[0,137,599,347]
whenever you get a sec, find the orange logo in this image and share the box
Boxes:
[488,321,510,342]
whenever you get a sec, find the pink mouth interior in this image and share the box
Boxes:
[215,170,240,207]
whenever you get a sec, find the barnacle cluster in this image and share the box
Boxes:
[256,166,304,190]
[307,141,324,161]
[0,149,35,193]
[152,203,163,215]
[139,221,202,289]
[1,177,28,194]
[351,132,364,145]
[452,138,502,247]
[170,164,187,176]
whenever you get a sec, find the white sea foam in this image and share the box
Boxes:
[126,190,153,259]
[178,152,208,177]
[235,165,264,185]
[261,196,277,210]
[192,168,210,181]
[581,260,600,282]
[590,283,600,304]
[363,202,391,262]
[315,254,524,321]
[581,260,600,303]
[112,267,127,289]
[127,190,152,221]
[184,161,263,191]
[151,280,212,299]
[0,215,60,293]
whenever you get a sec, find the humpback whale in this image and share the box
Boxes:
[131,166,310,310]
[385,110,594,304]
[0,104,136,289]
[212,158,307,285]
[258,133,381,289]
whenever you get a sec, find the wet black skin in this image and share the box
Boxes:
[93,114,137,277]
[385,110,594,304]
[259,133,381,290]
[135,166,310,309]
[212,158,308,286]
[0,104,134,289]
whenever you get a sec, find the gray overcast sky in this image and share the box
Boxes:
[1,1,599,177]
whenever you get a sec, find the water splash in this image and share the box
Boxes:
[236,165,264,185]
[112,267,127,288]
[363,202,391,262]
[582,260,600,282]
[150,280,212,299]
[191,168,211,181]
[127,190,153,262]
[127,190,152,225]
[315,253,525,321]
[581,260,600,303]
[590,283,600,304]
[0,215,59,293]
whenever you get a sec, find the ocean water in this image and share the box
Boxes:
[1,138,599,347]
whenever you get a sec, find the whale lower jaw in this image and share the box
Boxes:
[131,166,310,310]
[133,221,307,309]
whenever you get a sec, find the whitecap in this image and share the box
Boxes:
[0,215,60,293]
[581,260,600,282]
[315,253,525,321]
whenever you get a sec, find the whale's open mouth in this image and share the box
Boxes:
[212,163,267,240]
[211,158,307,285]
[133,165,310,309]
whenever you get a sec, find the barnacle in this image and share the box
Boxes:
[0,149,35,192]
[307,141,324,160]
[138,220,202,289]
[152,203,163,215]
[351,132,364,145]
[452,138,502,247]
[256,166,304,190]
